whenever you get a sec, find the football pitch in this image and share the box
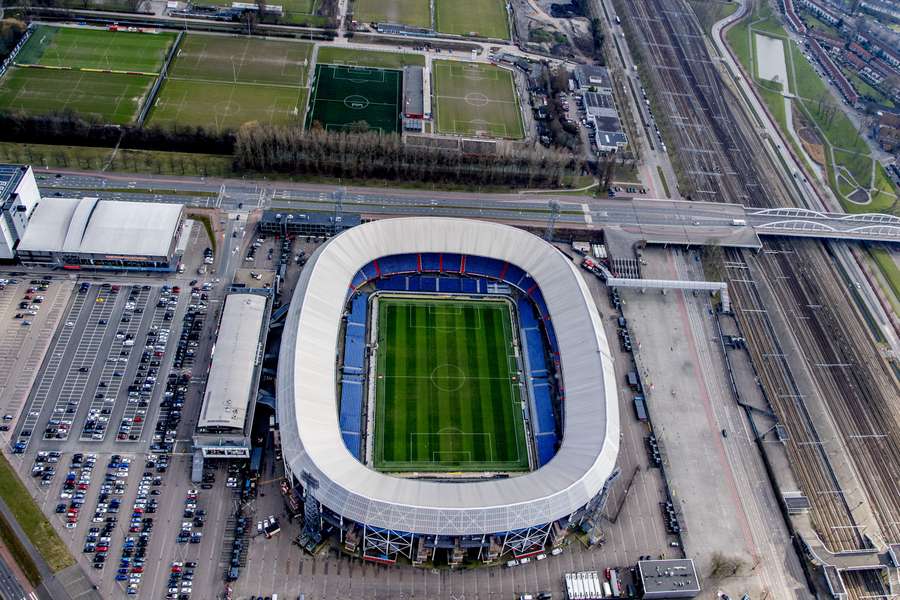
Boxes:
[373,296,529,473]
[432,60,524,138]
[305,64,401,134]
[15,25,175,73]
[0,67,153,125]
[354,0,431,28]
[148,34,312,133]
[0,25,171,124]
[434,0,509,39]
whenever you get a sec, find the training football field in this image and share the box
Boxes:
[373,296,529,473]
[148,34,312,133]
[432,60,524,139]
[0,25,171,124]
[306,64,402,133]
[15,25,175,73]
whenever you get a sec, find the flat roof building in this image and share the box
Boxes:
[194,292,270,458]
[583,91,618,119]
[257,210,360,238]
[592,115,628,151]
[637,559,701,599]
[0,164,39,260]
[574,65,612,92]
[16,197,184,271]
[403,65,426,131]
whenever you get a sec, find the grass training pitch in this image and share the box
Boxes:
[354,0,431,28]
[435,0,509,39]
[148,34,312,133]
[306,64,401,133]
[0,25,170,124]
[15,25,175,73]
[432,60,524,138]
[0,67,153,124]
[373,296,529,473]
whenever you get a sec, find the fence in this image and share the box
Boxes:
[0,23,36,82]
[136,29,184,126]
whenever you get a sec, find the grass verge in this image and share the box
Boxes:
[0,454,74,572]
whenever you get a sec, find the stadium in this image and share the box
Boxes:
[277,217,620,565]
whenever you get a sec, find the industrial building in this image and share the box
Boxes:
[637,559,701,599]
[193,292,270,459]
[257,210,361,238]
[16,197,184,271]
[402,65,426,131]
[278,217,620,565]
[0,164,39,260]
[576,79,627,152]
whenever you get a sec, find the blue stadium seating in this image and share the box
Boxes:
[535,434,557,467]
[339,377,364,459]
[531,382,556,433]
[375,277,407,291]
[350,270,367,290]
[503,264,526,289]
[342,431,362,459]
[442,253,462,273]
[422,253,441,272]
[361,261,379,281]
[379,254,418,275]
[465,256,505,278]
[438,278,461,293]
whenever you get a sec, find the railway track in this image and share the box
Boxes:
[614,0,900,556]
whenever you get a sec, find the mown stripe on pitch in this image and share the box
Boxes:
[469,304,490,462]
[417,302,433,464]
[457,304,477,462]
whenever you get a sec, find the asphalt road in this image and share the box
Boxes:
[0,551,29,600]
[34,171,899,245]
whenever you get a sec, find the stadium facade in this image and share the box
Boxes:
[277,218,620,565]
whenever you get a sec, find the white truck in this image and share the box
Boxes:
[731,218,747,226]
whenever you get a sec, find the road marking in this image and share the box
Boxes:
[581,203,593,226]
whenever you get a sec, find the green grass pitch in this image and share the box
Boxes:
[354,0,431,28]
[434,0,509,39]
[147,34,312,133]
[432,60,524,139]
[373,296,529,473]
[15,25,175,73]
[0,67,153,125]
[305,64,401,133]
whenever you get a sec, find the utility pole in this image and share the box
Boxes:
[544,199,560,241]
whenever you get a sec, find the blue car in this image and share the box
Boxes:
[116,574,128,581]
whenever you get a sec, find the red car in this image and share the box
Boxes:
[170,566,182,573]
[132,567,143,573]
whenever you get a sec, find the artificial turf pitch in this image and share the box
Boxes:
[305,64,401,134]
[373,297,529,473]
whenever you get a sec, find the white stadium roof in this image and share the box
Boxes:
[199,294,268,431]
[17,197,183,257]
[277,217,619,536]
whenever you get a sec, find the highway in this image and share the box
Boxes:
[33,171,900,245]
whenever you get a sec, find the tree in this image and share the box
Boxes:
[0,18,27,59]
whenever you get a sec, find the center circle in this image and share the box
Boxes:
[430,364,466,392]
[343,95,370,110]
[213,100,240,116]
[465,92,489,107]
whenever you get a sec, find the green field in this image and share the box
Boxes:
[373,296,529,472]
[148,34,312,133]
[16,25,175,73]
[724,3,898,213]
[0,454,73,573]
[354,0,431,27]
[305,64,401,133]
[0,67,153,124]
[434,0,509,39]
[316,46,425,69]
[432,60,523,138]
